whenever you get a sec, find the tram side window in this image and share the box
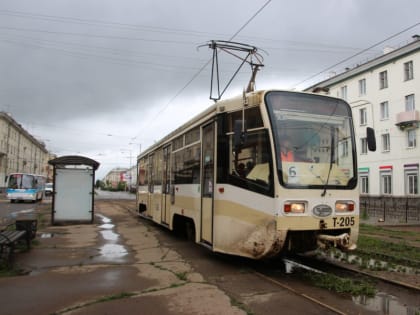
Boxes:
[138,158,148,186]
[172,143,200,184]
[154,149,163,187]
[148,155,154,193]
[228,130,273,195]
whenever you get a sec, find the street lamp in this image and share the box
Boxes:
[129,142,142,155]
[120,149,133,191]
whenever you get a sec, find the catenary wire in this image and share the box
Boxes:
[131,0,272,141]
[291,21,420,89]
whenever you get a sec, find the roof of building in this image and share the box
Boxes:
[0,111,49,153]
[305,36,420,92]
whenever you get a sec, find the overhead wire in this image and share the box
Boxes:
[0,25,196,45]
[0,8,372,53]
[0,8,222,38]
[291,21,420,89]
[0,36,203,72]
[132,0,272,141]
[0,6,379,76]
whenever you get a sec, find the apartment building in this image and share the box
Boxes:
[0,112,51,188]
[306,36,420,197]
[103,167,129,189]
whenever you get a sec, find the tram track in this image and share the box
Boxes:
[292,252,420,292]
[253,270,348,315]
[99,200,420,314]
[248,252,420,315]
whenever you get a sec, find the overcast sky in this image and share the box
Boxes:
[1,0,419,179]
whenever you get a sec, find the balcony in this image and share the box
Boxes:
[395,110,420,130]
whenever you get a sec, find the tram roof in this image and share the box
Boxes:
[138,90,266,158]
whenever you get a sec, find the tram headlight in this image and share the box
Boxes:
[335,201,355,212]
[284,202,306,213]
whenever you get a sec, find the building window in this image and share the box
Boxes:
[340,85,347,100]
[380,101,389,120]
[359,108,367,125]
[380,172,392,195]
[405,171,418,195]
[360,137,368,154]
[379,70,388,89]
[340,140,349,157]
[381,133,390,152]
[360,175,369,194]
[404,60,414,81]
[358,79,366,96]
[405,94,415,111]
[407,129,417,148]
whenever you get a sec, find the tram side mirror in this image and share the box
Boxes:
[366,127,376,152]
[234,120,247,150]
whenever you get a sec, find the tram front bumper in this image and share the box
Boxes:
[316,233,356,251]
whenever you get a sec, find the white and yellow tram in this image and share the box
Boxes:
[136,90,375,259]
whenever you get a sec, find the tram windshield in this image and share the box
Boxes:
[265,91,356,189]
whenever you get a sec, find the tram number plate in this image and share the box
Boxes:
[332,217,355,227]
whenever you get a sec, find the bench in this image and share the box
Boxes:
[0,230,29,264]
[0,214,37,266]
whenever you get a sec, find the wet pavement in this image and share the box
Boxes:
[2,195,419,315]
[0,199,245,315]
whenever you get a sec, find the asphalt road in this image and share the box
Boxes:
[0,198,42,220]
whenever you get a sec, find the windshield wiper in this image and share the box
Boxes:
[321,127,335,197]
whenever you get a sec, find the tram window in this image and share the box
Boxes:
[138,158,148,185]
[148,155,154,193]
[228,129,273,195]
[173,135,184,150]
[185,127,200,145]
[172,144,200,184]
[154,149,163,186]
[227,107,263,132]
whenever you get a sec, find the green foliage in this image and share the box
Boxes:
[356,236,420,267]
[302,271,376,297]
[95,180,105,189]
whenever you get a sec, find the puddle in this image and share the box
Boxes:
[96,213,112,224]
[100,244,128,258]
[353,292,420,314]
[317,250,420,314]
[95,213,128,260]
[100,230,119,241]
[99,223,114,229]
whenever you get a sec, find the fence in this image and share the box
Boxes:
[360,196,420,224]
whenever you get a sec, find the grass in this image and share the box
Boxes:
[0,263,25,277]
[301,270,377,297]
[356,225,420,268]
[360,224,420,241]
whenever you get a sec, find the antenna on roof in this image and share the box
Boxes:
[199,40,265,101]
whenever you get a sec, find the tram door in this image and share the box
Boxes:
[161,145,171,225]
[201,122,214,244]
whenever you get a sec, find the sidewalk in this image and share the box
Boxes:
[0,200,245,315]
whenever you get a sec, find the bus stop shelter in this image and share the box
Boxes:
[48,155,100,225]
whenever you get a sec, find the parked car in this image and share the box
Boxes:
[45,182,53,196]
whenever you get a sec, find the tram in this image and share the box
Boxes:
[135,90,375,259]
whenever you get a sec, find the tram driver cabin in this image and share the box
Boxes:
[136,90,376,259]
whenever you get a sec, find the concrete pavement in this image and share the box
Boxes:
[0,199,246,315]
